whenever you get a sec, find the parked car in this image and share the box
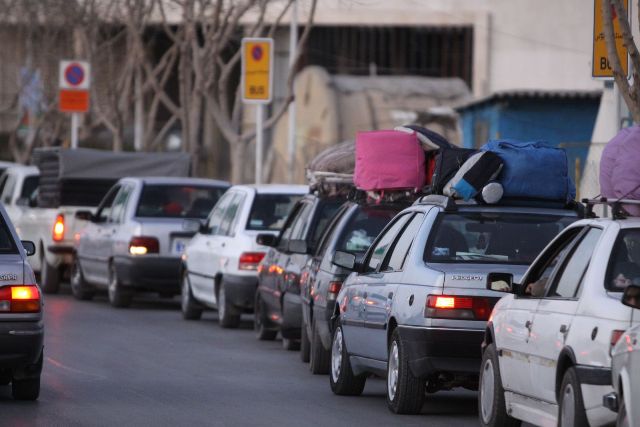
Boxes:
[0,204,42,400]
[329,195,579,414]
[604,285,640,427]
[72,177,229,307]
[0,165,40,222]
[13,147,192,294]
[299,200,407,373]
[480,213,640,427]
[181,184,306,328]
[254,194,344,350]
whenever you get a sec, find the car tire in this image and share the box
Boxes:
[478,343,521,427]
[70,258,94,301]
[310,318,330,375]
[217,279,240,328]
[11,376,40,400]
[386,328,425,414]
[282,337,300,351]
[40,254,60,294]
[254,291,277,341]
[329,323,366,396]
[558,367,589,427]
[300,319,311,363]
[108,264,133,308]
[181,272,203,320]
[617,398,629,427]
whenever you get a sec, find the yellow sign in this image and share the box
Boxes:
[593,0,629,78]
[242,38,273,103]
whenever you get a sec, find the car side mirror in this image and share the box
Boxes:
[332,251,356,270]
[182,219,202,233]
[487,273,513,293]
[256,233,277,247]
[622,284,640,310]
[75,210,94,222]
[21,240,36,257]
[288,239,308,254]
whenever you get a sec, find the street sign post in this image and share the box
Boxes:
[593,0,629,78]
[59,60,91,148]
[241,38,274,185]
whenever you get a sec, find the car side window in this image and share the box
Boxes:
[605,229,640,291]
[95,185,121,222]
[290,203,313,241]
[521,227,584,298]
[382,213,424,272]
[277,203,304,251]
[207,192,233,235]
[364,214,411,273]
[546,228,602,299]
[317,206,348,257]
[2,173,16,204]
[109,185,133,224]
[219,193,244,236]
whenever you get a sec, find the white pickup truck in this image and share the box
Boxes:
[2,148,192,294]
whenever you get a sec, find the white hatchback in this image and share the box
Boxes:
[181,184,306,328]
[480,214,640,427]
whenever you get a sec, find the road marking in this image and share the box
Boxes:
[46,356,107,380]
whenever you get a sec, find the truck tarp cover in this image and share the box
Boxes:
[34,148,191,208]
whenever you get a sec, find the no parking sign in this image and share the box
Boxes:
[59,60,90,112]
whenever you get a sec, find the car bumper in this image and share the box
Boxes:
[115,256,181,293]
[0,321,44,369]
[223,274,257,311]
[281,293,302,339]
[397,325,484,379]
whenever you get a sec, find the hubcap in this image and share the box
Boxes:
[218,285,226,320]
[480,358,495,423]
[387,341,399,401]
[561,383,575,427]
[331,328,343,383]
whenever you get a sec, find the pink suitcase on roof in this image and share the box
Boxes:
[354,130,425,191]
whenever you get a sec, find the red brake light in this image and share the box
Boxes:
[425,295,494,321]
[53,214,65,242]
[239,252,265,271]
[129,236,159,255]
[0,285,41,313]
[328,281,343,301]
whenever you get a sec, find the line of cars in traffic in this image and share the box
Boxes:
[1,159,639,427]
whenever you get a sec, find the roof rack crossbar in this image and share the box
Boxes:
[581,197,640,219]
[414,195,457,212]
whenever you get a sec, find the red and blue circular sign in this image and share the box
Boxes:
[64,63,85,87]
[251,45,263,61]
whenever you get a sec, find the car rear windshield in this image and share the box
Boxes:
[335,206,402,255]
[136,184,226,219]
[424,212,576,265]
[606,229,640,291]
[0,216,17,254]
[247,194,302,231]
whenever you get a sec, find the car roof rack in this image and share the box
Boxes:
[413,195,458,212]
[582,197,640,219]
[414,194,585,215]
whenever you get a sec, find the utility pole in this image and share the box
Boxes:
[287,0,298,183]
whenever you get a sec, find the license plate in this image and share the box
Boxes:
[171,238,189,255]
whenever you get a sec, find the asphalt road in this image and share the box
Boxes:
[1,288,479,427]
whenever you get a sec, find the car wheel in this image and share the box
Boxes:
[254,291,277,340]
[11,376,40,401]
[310,318,330,375]
[300,319,311,363]
[217,279,240,328]
[70,258,94,301]
[329,323,366,395]
[108,264,133,308]
[559,367,589,427]
[386,328,425,414]
[617,398,629,427]
[478,343,521,427]
[181,273,203,320]
[40,254,60,294]
[282,337,300,351]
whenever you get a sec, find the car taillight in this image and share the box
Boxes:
[239,252,265,271]
[425,295,495,321]
[52,214,65,242]
[327,281,343,301]
[610,329,626,354]
[129,236,159,255]
[0,285,41,313]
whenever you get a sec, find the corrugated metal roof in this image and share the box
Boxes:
[455,90,603,111]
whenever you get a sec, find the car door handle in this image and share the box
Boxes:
[221,242,226,248]
[387,292,393,300]
[559,324,568,334]
[363,292,368,299]
[525,320,532,330]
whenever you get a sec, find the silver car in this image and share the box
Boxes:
[329,195,579,414]
[72,177,229,307]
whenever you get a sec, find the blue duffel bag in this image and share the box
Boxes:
[481,140,576,202]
